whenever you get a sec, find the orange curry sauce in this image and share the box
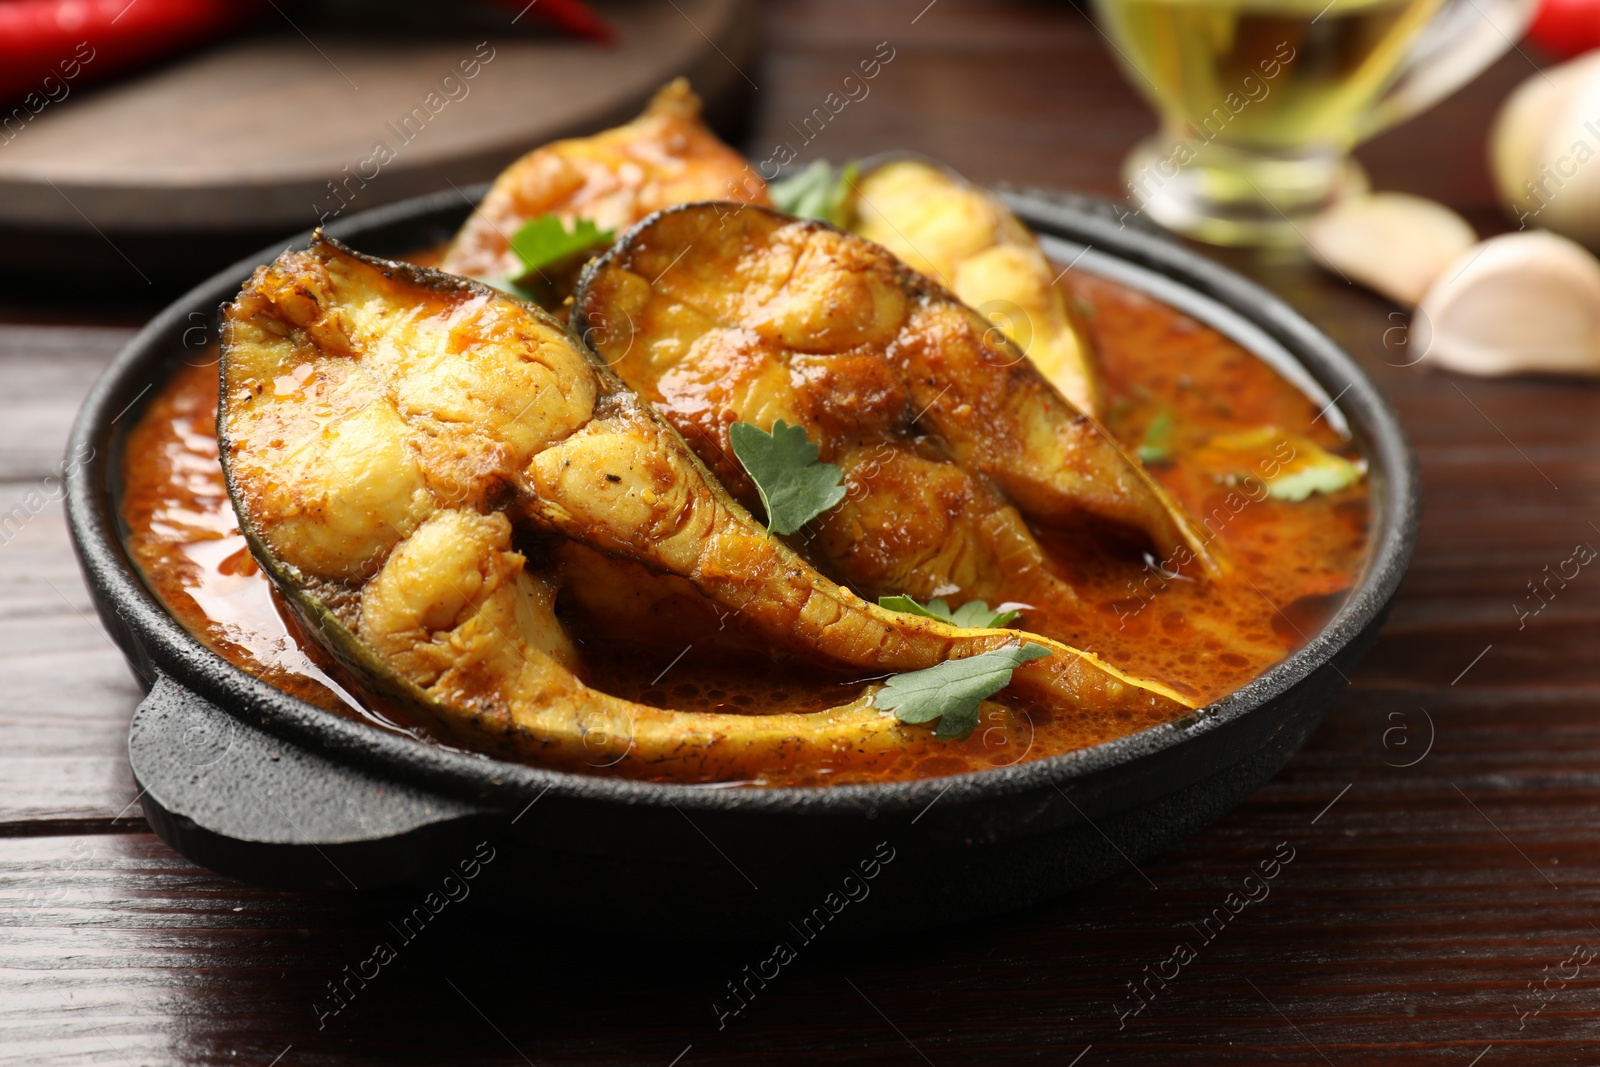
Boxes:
[118,268,1370,786]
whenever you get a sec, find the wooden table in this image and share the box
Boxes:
[4,1,1595,1063]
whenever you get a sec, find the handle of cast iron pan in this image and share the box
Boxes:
[127,672,499,891]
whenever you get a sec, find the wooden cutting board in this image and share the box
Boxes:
[0,0,756,236]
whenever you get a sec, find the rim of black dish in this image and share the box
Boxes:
[65,183,1419,815]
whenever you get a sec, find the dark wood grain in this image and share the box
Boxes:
[5,0,1599,1062]
[0,325,145,832]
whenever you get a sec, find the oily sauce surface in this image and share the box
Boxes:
[118,358,424,738]
[1046,272,1369,703]
[119,268,1370,785]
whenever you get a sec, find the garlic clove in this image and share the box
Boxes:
[1305,193,1478,307]
[1414,231,1600,376]
[1490,51,1600,248]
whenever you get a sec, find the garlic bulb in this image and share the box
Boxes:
[1305,193,1477,306]
[1490,51,1600,247]
[1413,231,1600,376]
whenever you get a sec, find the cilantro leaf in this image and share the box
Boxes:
[769,160,832,218]
[1136,408,1175,465]
[1262,446,1366,502]
[872,643,1051,739]
[1198,427,1367,502]
[878,594,1029,629]
[769,160,860,228]
[508,214,615,277]
[728,419,847,536]
[482,276,539,302]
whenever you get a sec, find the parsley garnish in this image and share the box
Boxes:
[1264,457,1364,501]
[769,160,859,228]
[1136,408,1175,465]
[508,214,615,277]
[483,276,539,301]
[879,594,1028,629]
[1200,427,1367,502]
[872,643,1051,739]
[728,419,847,536]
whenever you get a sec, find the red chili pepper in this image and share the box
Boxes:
[487,0,615,44]
[0,0,268,105]
[1527,0,1600,58]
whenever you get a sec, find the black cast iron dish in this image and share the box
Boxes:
[65,184,1418,939]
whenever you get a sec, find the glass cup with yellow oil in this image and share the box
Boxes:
[1095,0,1535,245]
